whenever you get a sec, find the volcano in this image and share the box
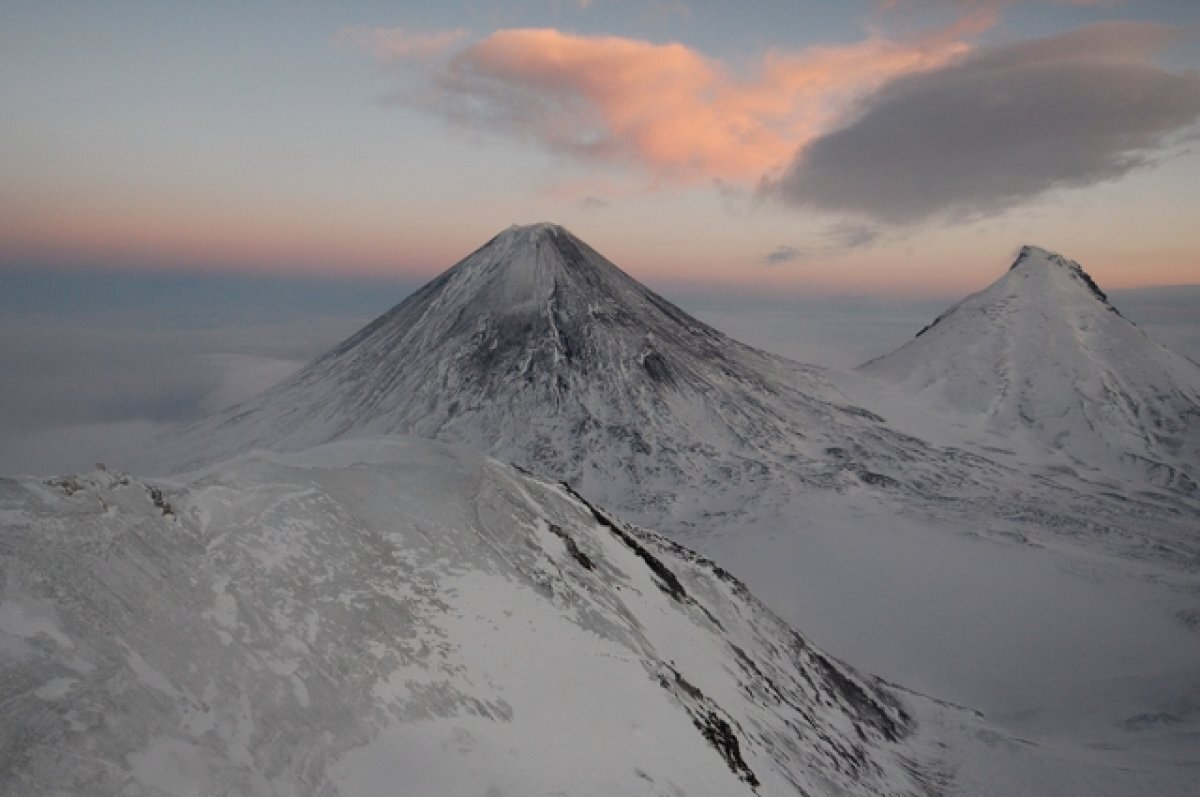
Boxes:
[861,245,1200,492]
[150,223,939,519]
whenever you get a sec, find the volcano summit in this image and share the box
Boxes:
[151,223,941,519]
[861,245,1200,493]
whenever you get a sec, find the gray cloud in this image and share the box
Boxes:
[763,222,882,265]
[577,195,611,211]
[765,245,803,265]
[825,221,881,250]
[771,22,1200,224]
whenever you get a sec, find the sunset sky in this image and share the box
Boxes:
[3,0,1199,295]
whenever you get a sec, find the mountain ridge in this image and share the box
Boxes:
[0,438,940,796]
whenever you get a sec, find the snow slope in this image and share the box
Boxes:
[859,245,1200,493]
[694,487,1200,797]
[0,439,936,796]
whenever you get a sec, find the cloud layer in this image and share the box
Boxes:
[0,306,369,476]
[764,222,882,265]
[350,23,979,183]
[772,22,1200,223]
[346,19,1200,224]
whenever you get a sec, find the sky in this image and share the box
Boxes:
[2,0,1199,294]
[3,0,1200,476]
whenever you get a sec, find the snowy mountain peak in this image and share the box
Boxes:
[1010,243,1059,268]
[483,221,580,268]
[419,221,653,324]
[480,221,604,269]
[863,246,1200,492]
[147,224,927,519]
[1008,244,1113,308]
[498,220,569,239]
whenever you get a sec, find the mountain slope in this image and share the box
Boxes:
[0,439,936,796]
[860,245,1200,492]
[148,223,978,521]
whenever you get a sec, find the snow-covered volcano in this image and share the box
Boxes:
[149,223,962,520]
[860,246,1200,492]
[11,232,1200,795]
[0,439,937,795]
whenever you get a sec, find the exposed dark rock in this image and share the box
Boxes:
[564,483,687,602]
[546,522,595,571]
[655,664,760,790]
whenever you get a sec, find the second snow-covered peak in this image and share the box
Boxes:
[861,245,1200,492]
[1008,244,1115,309]
[1009,244,1061,268]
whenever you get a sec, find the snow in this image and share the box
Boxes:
[7,227,1199,795]
[124,646,179,696]
[0,439,932,795]
[0,596,74,651]
[138,224,856,525]
[127,738,214,797]
[331,568,748,797]
[33,677,77,701]
[857,245,1200,493]
[704,494,1180,707]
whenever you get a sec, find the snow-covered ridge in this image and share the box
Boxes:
[0,439,938,795]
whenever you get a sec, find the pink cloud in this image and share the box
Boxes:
[365,23,985,186]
